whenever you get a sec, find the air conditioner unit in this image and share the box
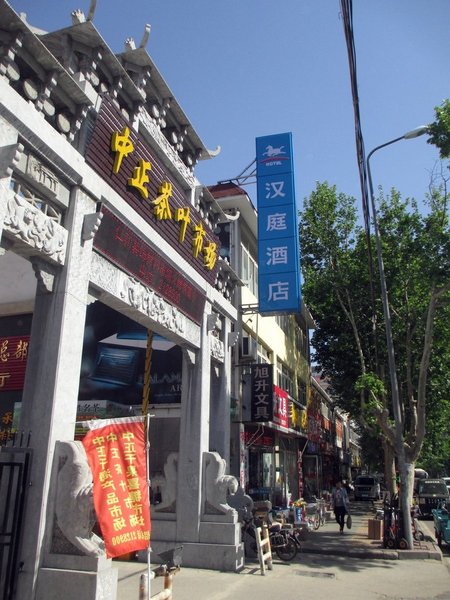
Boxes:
[240,334,257,361]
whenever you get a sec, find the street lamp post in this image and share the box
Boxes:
[366,125,428,549]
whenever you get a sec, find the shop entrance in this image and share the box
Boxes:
[248,448,273,503]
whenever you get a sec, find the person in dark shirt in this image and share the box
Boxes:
[331,480,350,534]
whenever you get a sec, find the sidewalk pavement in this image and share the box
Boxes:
[115,501,442,598]
[299,499,441,560]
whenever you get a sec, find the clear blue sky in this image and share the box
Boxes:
[11,0,450,213]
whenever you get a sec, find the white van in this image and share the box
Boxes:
[353,475,381,501]
[413,468,429,493]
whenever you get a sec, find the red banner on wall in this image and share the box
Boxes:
[82,416,151,558]
[273,385,289,429]
[0,335,30,391]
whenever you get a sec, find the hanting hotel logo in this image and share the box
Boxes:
[259,144,290,167]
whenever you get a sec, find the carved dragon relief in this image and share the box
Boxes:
[210,334,225,363]
[123,277,186,336]
[3,191,67,264]
[90,252,201,343]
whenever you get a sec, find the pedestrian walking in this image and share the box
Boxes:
[331,480,350,534]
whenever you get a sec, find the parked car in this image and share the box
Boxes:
[442,476,450,495]
[416,478,450,518]
[353,475,381,501]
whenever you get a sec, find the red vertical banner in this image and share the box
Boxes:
[82,416,151,558]
[273,385,289,429]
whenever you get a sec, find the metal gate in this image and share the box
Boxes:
[0,441,32,600]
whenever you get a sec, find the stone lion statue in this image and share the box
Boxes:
[54,441,105,557]
[203,451,238,515]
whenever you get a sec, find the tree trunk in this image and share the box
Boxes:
[382,439,396,495]
[398,459,414,549]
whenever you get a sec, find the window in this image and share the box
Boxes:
[240,242,258,297]
[297,379,307,408]
[277,360,294,397]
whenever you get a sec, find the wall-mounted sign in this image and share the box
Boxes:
[255,132,301,314]
[94,208,205,324]
[250,363,274,422]
[242,429,274,447]
[0,335,29,391]
[273,385,289,429]
[86,97,220,285]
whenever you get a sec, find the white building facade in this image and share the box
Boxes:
[210,182,314,509]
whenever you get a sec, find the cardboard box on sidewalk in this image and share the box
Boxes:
[368,518,383,540]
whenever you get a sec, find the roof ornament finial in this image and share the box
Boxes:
[87,0,97,21]
[139,24,151,49]
[71,9,86,24]
[124,38,136,51]
[206,145,221,158]
[71,0,96,23]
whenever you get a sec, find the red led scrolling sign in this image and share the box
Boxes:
[94,208,206,324]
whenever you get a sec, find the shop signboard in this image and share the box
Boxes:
[75,400,132,440]
[273,385,289,429]
[0,335,30,391]
[250,363,274,422]
[0,397,14,444]
[255,132,301,315]
[86,97,220,287]
[243,429,274,447]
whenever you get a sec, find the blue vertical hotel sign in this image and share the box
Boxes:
[256,132,301,314]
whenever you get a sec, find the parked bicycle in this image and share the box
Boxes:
[242,514,298,561]
[304,497,326,530]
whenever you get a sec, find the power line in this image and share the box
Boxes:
[340,0,379,370]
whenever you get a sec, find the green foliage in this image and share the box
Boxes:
[299,178,450,471]
[427,99,450,160]
[355,372,385,397]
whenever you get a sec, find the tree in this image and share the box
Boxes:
[427,99,450,160]
[300,180,450,541]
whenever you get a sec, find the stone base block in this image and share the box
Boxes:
[199,521,240,545]
[137,541,244,572]
[176,541,245,572]
[36,566,118,600]
[150,518,177,539]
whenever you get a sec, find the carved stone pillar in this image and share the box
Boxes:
[173,308,243,571]
[15,187,116,600]
[176,318,211,542]
[209,316,232,467]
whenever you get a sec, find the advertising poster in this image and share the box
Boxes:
[82,416,151,558]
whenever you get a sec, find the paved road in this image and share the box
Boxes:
[117,502,450,599]
[419,516,450,570]
[117,552,450,600]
